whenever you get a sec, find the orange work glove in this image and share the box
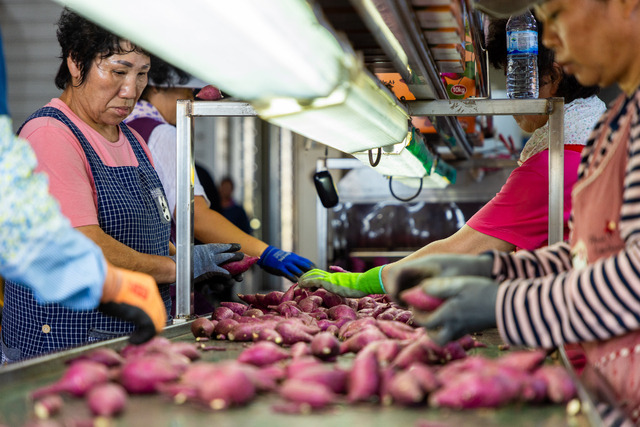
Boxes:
[99,262,167,344]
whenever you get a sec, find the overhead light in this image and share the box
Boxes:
[53,0,347,101]
[256,66,410,153]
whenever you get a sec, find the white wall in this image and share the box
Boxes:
[1,0,63,131]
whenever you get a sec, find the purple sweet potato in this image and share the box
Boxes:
[290,365,348,394]
[372,340,403,366]
[70,348,124,368]
[456,335,486,350]
[320,291,345,308]
[289,342,311,359]
[253,328,283,344]
[328,265,349,273]
[279,379,337,409]
[357,296,377,311]
[310,332,340,360]
[198,364,256,409]
[440,341,467,363]
[237,341,290,366]
[327,304,357,321]
[269,301,303,318]
[399,285,444,312]
[170,342,201,361]
[376,319,419,341]
[242,308,264,318]
[499,349,548,372]
[533,365,577,403]
[196,85,223,100]
[392,337,442,369]
[221,255,259,276]
[191,317,215,339]
[338,317,377,340]
[228,323,259,342]
[263,291,285,307]
[429,371,519,409]
[237,293,259,306]
[34,394,64,419]
[298,296,323,313]
[275,321,315,345]
[407,363,440,393]
[347,347,380,402]
[119,356,181,394]
[220,301,248,316]
[388,370,425,405]
[31,360,109,399]
[213,318,238,339]
[120,336,172,359]
[340,326,388,354]
[86,383,128,417]
[286,356,322,377]
[211,306,235,321]
[378,366,396,405]
[393,310,414,324]
[281,284,298,303]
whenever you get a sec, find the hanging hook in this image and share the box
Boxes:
[368,147,382,167]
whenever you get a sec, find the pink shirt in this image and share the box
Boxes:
[19,98,154,228]
[466,148,582,251]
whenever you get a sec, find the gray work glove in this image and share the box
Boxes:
[172,243,243,282]
[386,253,494,301]
[418,276,498,346]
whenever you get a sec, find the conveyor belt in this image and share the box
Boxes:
[0,324,589,427]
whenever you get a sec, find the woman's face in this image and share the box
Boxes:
[70,42,150,131]
[535,0,634,92]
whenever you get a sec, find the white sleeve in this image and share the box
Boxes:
[146,124,209,214]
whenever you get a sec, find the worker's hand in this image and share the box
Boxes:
[98,263,167,344]
[298,266,385,297]
[191,243,243,281]
[385,253,494,301]
[418,276,498,346]
[257,245,315,282]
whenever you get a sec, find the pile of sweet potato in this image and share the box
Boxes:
[26,284,576,423]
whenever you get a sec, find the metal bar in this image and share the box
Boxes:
[175,100,194,320]
[190,101,257,117]
[407,98,553,117]
[547,98,565,245]
[316,159,329,270]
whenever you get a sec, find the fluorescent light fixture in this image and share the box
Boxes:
[351,128,457,186]
[256,67,410,153]
[52,0,347,101]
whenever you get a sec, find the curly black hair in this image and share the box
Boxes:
[485,14,599,103]
[139,56,191,101]
[54,8,149,90]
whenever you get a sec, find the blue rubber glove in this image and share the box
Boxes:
[257,245,315,282]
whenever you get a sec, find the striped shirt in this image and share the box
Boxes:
[494,91,640,349]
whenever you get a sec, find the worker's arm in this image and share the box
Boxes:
[76,224,176,285]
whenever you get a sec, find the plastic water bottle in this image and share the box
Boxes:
[506,10,539,99]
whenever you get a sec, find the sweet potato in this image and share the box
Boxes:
[372,340,403,366]
[275,322,314,345]
[243,308,264,318]
[190,317,215,339]
[70,348,124,368]
[290,365,348,394]
[378,366,396,406]
[376,319,418,341]
[347,347,380,402]
[357,297,377,311]
[269,301,302,318]
[196,85,223,100]
[393,310,413,324]
[407,363,440,393]
[237,341,290,366]
[86,383,128,417]
[533,365,576,403]
[338,317,377,340]
[119,356,181,394]
[228,322,259,342]
[440,341,467,363]
[327,304,357,321]
[310,332,340,360]
[499,349,547,372]
[34,395,64,419]
[340,326,388,354]
[220,301,248,316]
[211,306,235,321]
[198,364,256,409]
[252,328,283,344]
[289,342,311,359]
[429,371,519,409]
[213,318,238,339]
[279,379,337,409]
[237,293,259,306]
[120,336,172,359]
[286,356,322,377]
[281,284,297,303]
[388,370,425,405]
[456,335,486,350]
[392,338,441,369]
[221,255,258,275]
[31,361,109,399]
[399,285,444,312]
[169,342,201,361]
[320,291,345,308]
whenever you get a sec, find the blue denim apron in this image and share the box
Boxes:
[2,107,172,362]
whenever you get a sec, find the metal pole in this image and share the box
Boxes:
[175,100,194,320]
[547,98,565,245]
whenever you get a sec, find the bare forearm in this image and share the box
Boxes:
[192,197,268,257]
[76,225,176,284]
[382,225,515,285]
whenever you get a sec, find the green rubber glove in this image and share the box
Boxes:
[298,267,386,298]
